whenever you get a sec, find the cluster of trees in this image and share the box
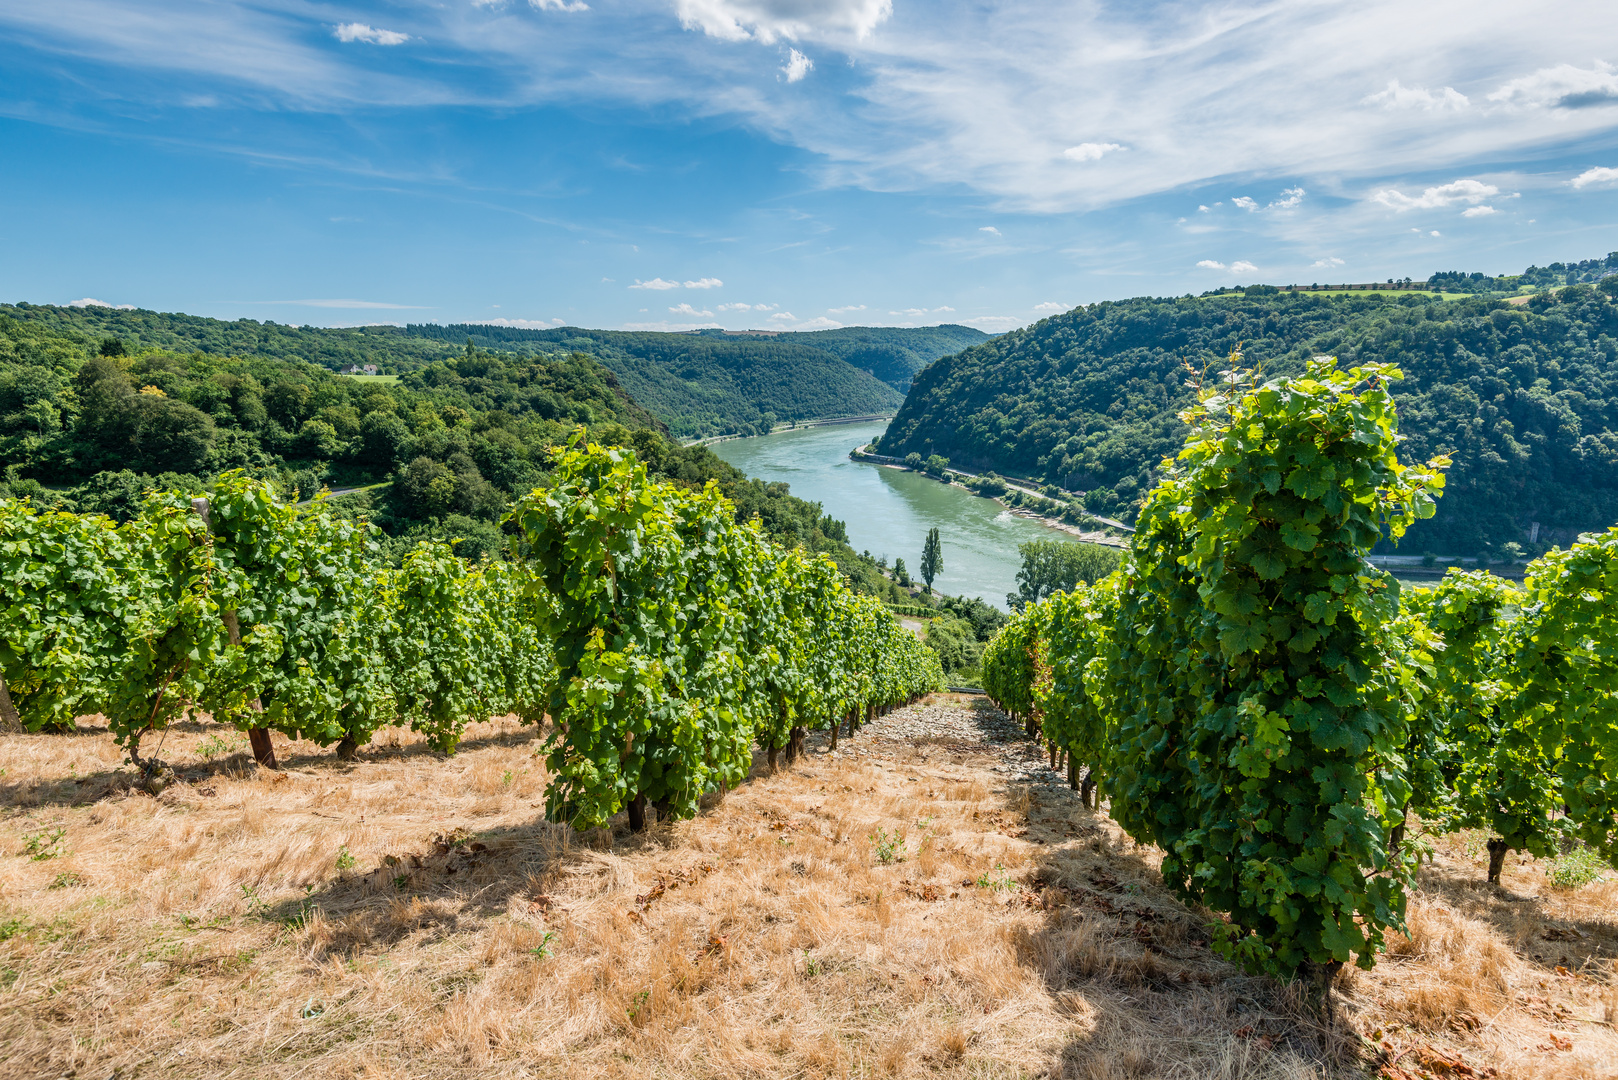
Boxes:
[882,274,1618,553]
[982,357,1616,981]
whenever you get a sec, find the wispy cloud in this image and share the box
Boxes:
[1461,205,1496,217]
[669,302,714,316]
[1196,260,1226,270]
[476,317,568,327]
[1032,301,1067,311]
[630,278,681,290]
[828,304,867,314]
[529,0,590,11]
[963,315,1021,329]
[1231,260,1257,273]
[674,0,893,44]
[1311,257,1345,269]
[248,298,428,309]
[718,301,775,311]
[683,277,723,288]
[622,320,722,331]
[979,225,1002,236]
[68,297,136,309]
[334,23,409,46]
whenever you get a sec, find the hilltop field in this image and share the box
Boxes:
[2,698,1614,1080]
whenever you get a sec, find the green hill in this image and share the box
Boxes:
[407,324,911,438]
[881,279,1618,555]
[778,325,991,392]
[0,306,973,441]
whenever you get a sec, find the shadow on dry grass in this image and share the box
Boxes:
[1,703,1615,1079]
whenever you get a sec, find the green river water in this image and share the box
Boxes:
[711,421,1078,609]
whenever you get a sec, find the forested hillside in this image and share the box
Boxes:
[882,279,1618,554]
[0,312,903,595]
[0,305,978,441]
[410,325,906,438]
[784,325,990,391]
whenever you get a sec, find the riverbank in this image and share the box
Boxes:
[849,447,1131,550]
[684,414,896,448]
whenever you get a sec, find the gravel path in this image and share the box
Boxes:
[808,696,1083,797]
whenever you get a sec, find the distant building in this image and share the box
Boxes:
[339,364,380,375]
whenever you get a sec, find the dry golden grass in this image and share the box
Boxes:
[1,701,1614,1080]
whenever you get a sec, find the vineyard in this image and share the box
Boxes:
[1,434,944,828]
[983,356,1618,984]
[3,367,1618,1078]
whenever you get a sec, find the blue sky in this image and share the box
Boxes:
[3,0,1618,333]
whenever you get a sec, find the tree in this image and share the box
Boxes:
[892,557,910,587]
[920,527,942,591]
[1007,539,1121,611]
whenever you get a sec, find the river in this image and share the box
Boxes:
[711,421,1081,609]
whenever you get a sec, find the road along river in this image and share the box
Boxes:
[711,421,1081,609]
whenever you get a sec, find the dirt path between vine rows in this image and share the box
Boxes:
[1,696,1614,1079]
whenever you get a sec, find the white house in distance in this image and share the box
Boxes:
[340,364,379,375]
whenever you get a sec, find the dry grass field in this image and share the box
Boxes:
[2,696,1615,1080]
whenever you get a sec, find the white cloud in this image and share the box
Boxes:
[1197,205,1210,212]
[963,315,1022,330]
[248,298,425,309]
[768,310,797,320]
[674,0,892,44]
[786,316,843,329]
[529,0,589,11]
[1364,79,1468,111]
[1572,166,1618,189]
[1372,178,1501,210]
[1430,230,1441,237]
[1270,187,1305,209]
[1489,62,1618,110]
[683,277,723,288]
[1196,260,1226,270]
[718,301,772,311]
[334,23,409,46]
[782,48,813,82]
[630,277,681,290]
[1311,257,1345,269]
[1232,196,1258,211]
[1230,261,1257,273]
[1032,301,1067,311]
[475,317,569,328]
[1461,205,1496,217]
[889,306,955,318]
[669,302,715,316]
[979,226,1002,236]
[68,297,136,309]
[828,304,867,314]
[1063,142,1124,163]
[622,321,723,332]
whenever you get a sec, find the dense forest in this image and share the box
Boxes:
[408,325,907,438]
[881,277,1618,554]
[0,311,911,598]
[415,323,988,397]
[0,305,979,442]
